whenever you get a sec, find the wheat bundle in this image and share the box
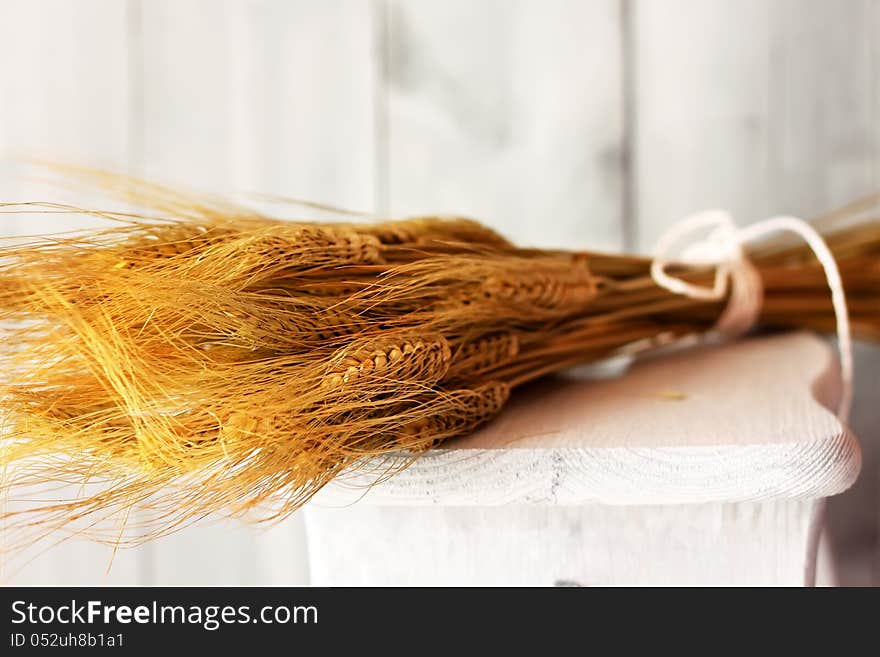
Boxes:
[1,171,879,547]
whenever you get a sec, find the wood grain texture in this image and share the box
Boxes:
[305,499,819,585]
[384,0,624,249]
[313,333,859,507]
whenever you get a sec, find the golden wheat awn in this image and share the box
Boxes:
[1,168,879,548]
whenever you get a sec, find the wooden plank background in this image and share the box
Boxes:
[0,0,877,585]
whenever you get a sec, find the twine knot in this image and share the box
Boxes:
[651,209,853,421]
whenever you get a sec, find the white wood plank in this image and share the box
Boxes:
[0,0,134,234]
[225,0,378,211]
[306,499,818,585]
[137,0,378,585]
[0,0,143,584]
[632,0,880,584]
[385,0,624,249]
[632,0,879,247]
[133,0,235,189]
[313,333,858,507]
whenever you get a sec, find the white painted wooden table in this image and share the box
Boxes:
[305,332,860,586]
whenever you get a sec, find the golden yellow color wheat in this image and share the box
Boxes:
[1,168,879,548]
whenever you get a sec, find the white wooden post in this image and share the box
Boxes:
[304,333,860,585]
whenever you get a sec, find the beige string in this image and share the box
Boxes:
[651,209,853,422]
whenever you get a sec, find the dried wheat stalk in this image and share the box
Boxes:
[1,169,879,547]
